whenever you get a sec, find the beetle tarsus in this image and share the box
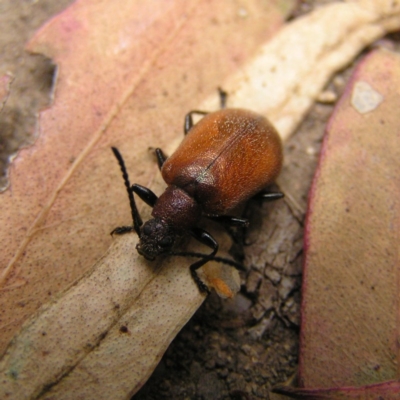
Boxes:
[110,225,135,236]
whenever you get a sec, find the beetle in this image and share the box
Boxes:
[111,91,283,291]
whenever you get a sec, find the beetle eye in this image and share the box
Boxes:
[143,224,152,235]
[159,236,173,247]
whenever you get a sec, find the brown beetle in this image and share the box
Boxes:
[112,92,283,291]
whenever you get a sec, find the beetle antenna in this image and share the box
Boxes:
[111,147,143,236]
[169,251,245,272]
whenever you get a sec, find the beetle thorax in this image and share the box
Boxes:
[136,186,201,260]
[152,185,202,231]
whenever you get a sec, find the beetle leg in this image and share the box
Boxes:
[253,191,284,201]
[205,215,249,245]
[190,227,219,254]
[217,87,228,109]
[184,110,208,134]
[183,89,227,134]
[188,227,219,292]
[154,148,167,170]
[111,147,143,237]
[206,215,249,228]
[110,225,136,235]
[131,184,158,208]
[189,259,212,293]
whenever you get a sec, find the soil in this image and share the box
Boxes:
[1,1,398,399]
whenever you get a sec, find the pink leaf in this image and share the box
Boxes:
[299,48,400,394]
[273,380,400,399]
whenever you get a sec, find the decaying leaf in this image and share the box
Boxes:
[1,0,400,399]
[297,48,400,394]
[0,233,205,399]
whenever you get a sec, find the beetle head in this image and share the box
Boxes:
[136,218,176,260]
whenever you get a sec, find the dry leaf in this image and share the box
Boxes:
[1,0,400,399]
[273,380,400,399]
[297,48,400,395]
[0,0,291,351]
[225,0,400,139]
[0,0,293,398]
